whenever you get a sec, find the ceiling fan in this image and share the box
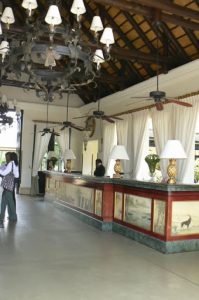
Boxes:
[60,92,84,131]
[40,100,60,136]
[74,98,123,123]
[130,39,192,111]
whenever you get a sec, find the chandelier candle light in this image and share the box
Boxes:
[160,140,187,184]
[110,145,129,178]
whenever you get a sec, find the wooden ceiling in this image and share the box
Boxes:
[1,0,199,105]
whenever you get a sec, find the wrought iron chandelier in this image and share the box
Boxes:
[0,0,115,101]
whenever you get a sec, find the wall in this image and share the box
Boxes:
[19,102,83,193]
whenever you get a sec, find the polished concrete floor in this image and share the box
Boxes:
[0,195,199,300]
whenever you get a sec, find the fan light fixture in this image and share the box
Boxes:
[0,1,115,101]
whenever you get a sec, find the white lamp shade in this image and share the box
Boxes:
[0,22,2,35]
[0,40,9,53]
[45,5,62,25]
[22,0,38,10]
[100,27,115,46]
[70,0,86,16]
[64,149,76,160]
[1,7,15,25]
[90,16,103,32]
[93,49,104,64]
[160,140,187,159]
[110,145,129,160]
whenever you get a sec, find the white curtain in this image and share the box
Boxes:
[173,96,199,183]
[31,124,51,195]
[116,115,129,174]
[151,105,174,180]
[130,110,149,180]
[103,122,117,177]
[56,128,69,157]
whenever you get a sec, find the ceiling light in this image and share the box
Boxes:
[22,0,38,17]
[1,7,15,29]
[45,5,62,33]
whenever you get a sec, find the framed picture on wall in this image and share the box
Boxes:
[153,199,166,235]
[114,192,123,220]
[124,194,151,230]
[95,189,102,216]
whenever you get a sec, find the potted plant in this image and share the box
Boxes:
[145,154,160,181]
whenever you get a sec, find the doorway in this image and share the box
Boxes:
[82,140,98,175]
[0,111,23,190]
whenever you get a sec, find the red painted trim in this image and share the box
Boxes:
[151,198,156,234]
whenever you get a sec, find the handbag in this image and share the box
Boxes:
[1,162,15,191]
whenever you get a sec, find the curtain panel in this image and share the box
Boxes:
[31,124,51,195]
[102,123,117,177]
[173,96,199,183]
[116,115,130,174]
[130,110,149,180]
[151,105,174,180]
[56,128,69,158]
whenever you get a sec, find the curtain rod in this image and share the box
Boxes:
[111,90,199,117]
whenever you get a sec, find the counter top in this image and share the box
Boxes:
[45,171,199,192]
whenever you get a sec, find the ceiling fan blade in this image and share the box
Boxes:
[51,130,60,136]
[60,126,66,131]
[71,124,84,131]
[131,96,149,98]
[73,115,89,119]
[155,102,164,111]
[102,116,115,123]
[164,99,193,107]
[41,132,45,136]
[111,116,123,120]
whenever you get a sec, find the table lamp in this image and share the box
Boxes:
[110,145,129,178]
[64,149,76,173]
[160,140,187,184]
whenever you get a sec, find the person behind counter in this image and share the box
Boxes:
[94,159,105,177]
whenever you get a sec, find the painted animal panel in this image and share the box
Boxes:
[172,201,199,236]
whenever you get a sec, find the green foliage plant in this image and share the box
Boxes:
[145,154,160,174]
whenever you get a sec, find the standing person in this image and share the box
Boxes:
[11,152,19,207]
[94,159,105,177]
[0,152,19,228]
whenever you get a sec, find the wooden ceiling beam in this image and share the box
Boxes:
[160,23,190,62]
[91,0,199,31]
[130,0,199,21]
[124,12,156,53]
[97,4,154,76]
[183,28,199,55]
[83,41,169,65]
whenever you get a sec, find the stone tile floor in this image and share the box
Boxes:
[0,195,199,300]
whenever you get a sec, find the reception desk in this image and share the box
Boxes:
[45,171,199,253]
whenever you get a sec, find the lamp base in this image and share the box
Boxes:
[113,159,121,178]
[65,159,72,173]
[167,159,177,185]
